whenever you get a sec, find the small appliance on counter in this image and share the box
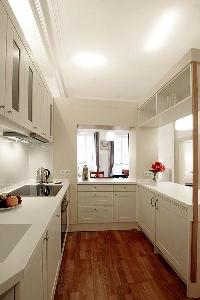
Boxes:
[82,164,89,181]
[36,167,51,184]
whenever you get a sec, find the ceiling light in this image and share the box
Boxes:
[175,114,193,131]
[72,53,107,68]
[145,10,178,51]
[106,132,116,141]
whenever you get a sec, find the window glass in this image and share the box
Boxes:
[113,134,129,174]
[28,67,33,121]
[12,41,20,112]
[77,133,96,176]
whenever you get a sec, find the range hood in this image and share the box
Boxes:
[3,131,48,143]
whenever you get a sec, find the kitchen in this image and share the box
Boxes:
[0,0,200,299]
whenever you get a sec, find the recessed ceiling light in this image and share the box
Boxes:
[175,114,193,131]
[145,10,178,51]
[72,52,107,68]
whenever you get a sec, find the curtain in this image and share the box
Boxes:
[94,132,100,171]
[109,141,114,176]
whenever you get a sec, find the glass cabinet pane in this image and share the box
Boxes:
[12,40,20,112]
[28,67,33,122]
[50,103,52,136]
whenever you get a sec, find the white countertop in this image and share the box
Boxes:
[0,179,69,296]
[138,180,195,208]
[77,177,137,184]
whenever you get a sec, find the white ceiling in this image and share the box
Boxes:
[54,0,200,103]
[8,0,200,103]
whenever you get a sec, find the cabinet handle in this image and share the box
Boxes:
[0,105,4,109]
[56,214,60,218]
[7,110,12,114]
[150,197,154,207]
[33,125,37,129]
[44,234,49,241]
[155,199,159,210]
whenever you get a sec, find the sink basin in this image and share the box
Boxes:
[0,224,31,262]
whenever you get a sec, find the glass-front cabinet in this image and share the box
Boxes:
[5,19,25,125]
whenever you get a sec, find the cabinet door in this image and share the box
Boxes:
[48,96,53,142]
[47,206,61,300]
[5,20,25,125]
[113,192,136,222]
[15,237,46,300]
[0,287,14,300]
[0,2,7,116]
[33,74,42,133]
[155,197,189,280]
[24,56,35,130]
[138,187,156,243]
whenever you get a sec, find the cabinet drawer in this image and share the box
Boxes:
[78,206,113,223]
[113,184,136,192]
[77,184,113,192]
[78,191,113,206]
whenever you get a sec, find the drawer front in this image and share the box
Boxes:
[113,184,136,192]
[78,191,113,206]
[78,184,113,192]
[78,206,113,223]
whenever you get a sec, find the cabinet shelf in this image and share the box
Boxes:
[139,95,192,128]
[138,63,193,128]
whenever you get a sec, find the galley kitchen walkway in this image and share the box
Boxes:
[54,230,197,300]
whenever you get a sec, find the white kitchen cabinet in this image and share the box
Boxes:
[47,206,61,300]
[0,2,7,117]
[78,205,113,223]
[0,287,14,300]
[48,95,53,142]
[155,196,189,280]
[5,19,26,126]
[15,235,47,300]
[137,186,156,243]
[113,191,136,222]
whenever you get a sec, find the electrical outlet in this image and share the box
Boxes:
[59,169,70,176]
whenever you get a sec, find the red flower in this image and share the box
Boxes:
[151,161,165,173]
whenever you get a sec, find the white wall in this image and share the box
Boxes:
[0,138,53,190]
[0,138,29,189]
[158,123,175,181]
[53,97,138,225]
[136,128,158,179]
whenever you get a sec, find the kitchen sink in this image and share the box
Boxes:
[10,184,63,197]
[0,224,31,262]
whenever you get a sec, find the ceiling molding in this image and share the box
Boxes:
[28,0,68,97]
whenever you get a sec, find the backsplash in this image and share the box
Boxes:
[0,138,53,190]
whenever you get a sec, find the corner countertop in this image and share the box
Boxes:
[77,178,137,184]
[0,179,69,296]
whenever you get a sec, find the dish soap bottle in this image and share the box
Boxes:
[82,164,89,181]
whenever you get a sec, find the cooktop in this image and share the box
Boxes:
[11,184,63,197]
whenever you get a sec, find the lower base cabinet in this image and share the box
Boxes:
[14,205,61,300]
[78,184,137,224]
[155,196,189,280]
[137,186,156,243]
[114,192,136,222]
[137,186,189,281]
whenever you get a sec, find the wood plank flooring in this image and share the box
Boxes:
[54,230,196,300]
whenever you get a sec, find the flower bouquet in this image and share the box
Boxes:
[150,161,165,182]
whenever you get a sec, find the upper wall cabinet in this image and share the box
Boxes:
[5,19,26,126]
[0,2,7,116]
[0,1,54,142]
[138,49,200,128]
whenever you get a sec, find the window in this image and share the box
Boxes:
[113,134,129,174]
[77,133,96,175]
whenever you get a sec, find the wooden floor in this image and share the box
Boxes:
[54,230,195,300]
